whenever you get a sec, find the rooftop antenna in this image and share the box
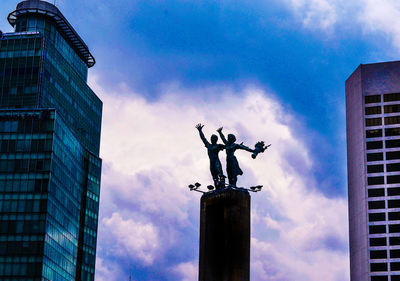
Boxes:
[129,265,132,281]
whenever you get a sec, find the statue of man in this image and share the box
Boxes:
[217,127,256,187]
[196,123,225,189]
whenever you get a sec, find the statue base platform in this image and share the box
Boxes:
[198,188,250,281]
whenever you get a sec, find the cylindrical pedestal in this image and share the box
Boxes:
[198,188,250,281]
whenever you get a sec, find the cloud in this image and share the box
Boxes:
[102,213,159,265]
[359,0,400,48]
[95,257,125,281]
[284,0,339,30]
[91,76,349,281]
[173,262,198,281]
[283,0,400,50]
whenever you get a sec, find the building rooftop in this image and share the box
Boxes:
[7,0,95,67]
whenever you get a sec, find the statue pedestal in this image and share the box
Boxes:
[198,188,250,281]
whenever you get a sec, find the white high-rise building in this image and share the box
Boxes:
[347,61,400,281]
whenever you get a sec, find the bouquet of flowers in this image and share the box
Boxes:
[251,141,271,159]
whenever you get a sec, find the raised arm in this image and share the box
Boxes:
[217,127,227,144]
[237,142,255,153]
[196,123,209,147]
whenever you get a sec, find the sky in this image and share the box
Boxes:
[2,0,400,280]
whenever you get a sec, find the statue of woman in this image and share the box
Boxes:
[217,127,255,187]
[196,124,226,189]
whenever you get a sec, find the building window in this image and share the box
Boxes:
[370,213,386,221]
[366,106,382,115]
[385,116,400,125]
[389,224,400,233]
[389,212,400,221]
[368,177,385,185]
[367,141,383,150]
[389,200,400,208]
[366,95,382,104]
[389,188,400,196]
[385,104,400,113]
[371,276,388,281]
[387,152,400,160]
[369,225,386,234]
[384,93,400,102]
[371,250,387,259]
[366,118,383,127]
[371,237,387,246]
[392,263,400,271]
[368,153,384,162]
[386,128,400,137]
[387,139,400,148]
[369,201,386,209]
[391,237,400,245]
[367,130,383,138]
[388,176,400,184]
[391,250,400,258]
[368,189,385,197]
[392,275,400,281]
[368,165,384,173]
[387,163,400,172]
[371,263,388,272]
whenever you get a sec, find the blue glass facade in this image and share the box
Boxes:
[0,1,102,281]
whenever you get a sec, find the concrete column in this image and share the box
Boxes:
[198,188,250,281]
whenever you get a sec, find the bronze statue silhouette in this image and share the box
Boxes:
[196,124,226,189]
[217,127,269,187]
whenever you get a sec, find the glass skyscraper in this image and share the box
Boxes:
[0,1,102,281]
[347,61,400,281]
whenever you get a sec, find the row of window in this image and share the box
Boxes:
[367,152,400,161]
[366,105,400,115]
[0,220,45,235]
[371,249,400,259]
[372,262,400,272]
[0,119,54,134]
[367,128,400,138]
[369,212,400,221]
[369,200,400,209]
[0,278,42,281]
[365,94,400,104]
[0,139,52,153]
[368,188,400,197]
[368,176,400,185]
[368,164,397,173]
[0,199,46,213]
[367,140,400,150]
[0,256,42,263]
[371,276,400,281]
[370,237,400,246]
[0,179,48,193]
[0,214,45,223]
[0,241,43,256]
[0,262,42,277]
[0,49,41,59]
[0,235,44,242]
[0,159,51,173]
[366,116,400,127]
[0,66,40,85]
[370,224,400,234]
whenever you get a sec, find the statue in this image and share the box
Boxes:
[216,127,253,187]
[196,124,226,189]
[196,124,270,189]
